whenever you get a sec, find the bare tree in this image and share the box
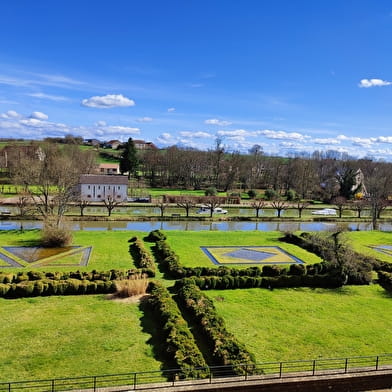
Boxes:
[77,199,90,217]
[203,197,222,218]
[103,195,121,217]
[250,199,265,218]
[271,198,287,218]
[352,199,368,219]
[176,197,196,217]
[332,196,347,218]
[294,199,309,218]
[156,202,169,218]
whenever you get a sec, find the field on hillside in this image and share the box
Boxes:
[205,285,392,362]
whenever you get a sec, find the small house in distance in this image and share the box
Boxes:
[79,174,128,202]
[97,163,120,175]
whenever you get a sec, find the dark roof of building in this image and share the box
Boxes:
[79,174,128,185]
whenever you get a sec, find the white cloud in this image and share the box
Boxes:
[260,130,306,140]
[30,111,48,120]
[376,136,392,144]
[28,92,69,102]
[82,94,135,108]
[180,131,213,138]
[137,117,153,123]
[217,129,250,137]
[312,138,340,145]
[96,126,140,136]
[95,120,107,127]
[358,78,392,88]
[167,107,176,112]
[0,110,20,119]
[156,132,178,145]
[205,118,232,126]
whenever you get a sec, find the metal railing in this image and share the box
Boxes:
[1,354,391,392]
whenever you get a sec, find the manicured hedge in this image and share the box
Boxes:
[146,281,209,379]
[129,238,156,272]
[0,268,154,285]
[176,279,256,375]
[0,278,115,298]
[378,271,392,292]
[175,272,345,291]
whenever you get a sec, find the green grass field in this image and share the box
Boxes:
[205,285,392,362]
[0,295,161,382]
[0,229,391,383]
[346,231,392,263]
[166,231,322,267]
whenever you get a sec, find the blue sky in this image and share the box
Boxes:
[1,0,392,159]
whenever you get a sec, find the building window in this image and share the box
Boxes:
[87,195,91,198]
[88,185,90,189]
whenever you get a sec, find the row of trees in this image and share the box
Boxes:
[122,141,391,204]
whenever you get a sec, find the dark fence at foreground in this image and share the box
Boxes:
[1,354,391,392]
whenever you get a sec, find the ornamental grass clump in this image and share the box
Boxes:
[114,274,149,298]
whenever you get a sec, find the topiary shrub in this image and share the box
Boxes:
[144,230,167,242]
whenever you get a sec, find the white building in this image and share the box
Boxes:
[79,174,128,202]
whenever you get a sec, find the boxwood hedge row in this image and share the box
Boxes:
[378,271,392,292]
[176,279,256,375]
[0,278,115,298]
[0,268,155,285]
[128,238,156,272]
[175,272,345,291]
[146,281,209,379]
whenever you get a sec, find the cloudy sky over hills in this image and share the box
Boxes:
[1,1,392,159]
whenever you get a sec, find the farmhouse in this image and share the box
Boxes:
[97,163,120,175]
[79,174,128,202]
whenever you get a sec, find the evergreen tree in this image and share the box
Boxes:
[120,137,139,179]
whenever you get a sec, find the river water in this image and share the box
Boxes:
[1,220,390,232]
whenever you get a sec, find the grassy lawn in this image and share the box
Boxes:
[346,231,392,263]
[166,231,322,268]
[0,295,161,382]
[1,229,391,383]
[0,230,145,272]
[204,285,392,362]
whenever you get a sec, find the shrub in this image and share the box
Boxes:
[247,189,257,199]
[205,187,217,196]
[146,281,208,379]
[176,280,256,375]
[129,238,155,272]
[377,271,392,292]
[264,189,278,200]
[286,189,296,201]
[114,274,149,298]
[144,230,167,242]
[41,220,73,247]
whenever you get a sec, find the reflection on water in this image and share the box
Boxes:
[0,220,388,232]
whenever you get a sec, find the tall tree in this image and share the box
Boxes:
[12,143,97,227]
[120,138,139,179]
